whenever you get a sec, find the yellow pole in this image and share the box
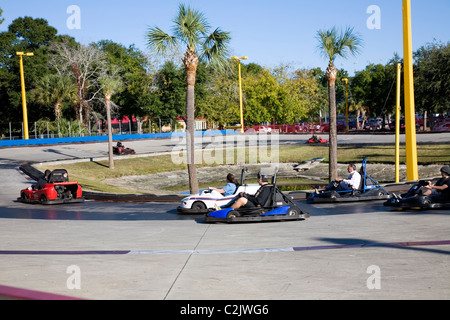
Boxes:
[237,60,244,134]
[17,52,33,140]
[402,0,418,181]
[232,56,248,134]
[17,53,29,140]
[395,63,402,183]
[342,78,349,133]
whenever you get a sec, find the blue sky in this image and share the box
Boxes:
[1,0,448,75]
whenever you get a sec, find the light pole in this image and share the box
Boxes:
[231,56,248,133]
[16,52,34,140]
[402,0,418,181]
[342,78,349,133]
[395,63,402,183]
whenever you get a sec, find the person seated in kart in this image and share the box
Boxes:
[423,166,450,200]
[398,166,450,201]
[229,173,272,210]
[318,163,361,193]
[116,141,125,150]
[33,170,51,190]
[208,173,239,196]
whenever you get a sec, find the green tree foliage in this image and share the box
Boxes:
[0,17,58,127]
[414,42,450,117]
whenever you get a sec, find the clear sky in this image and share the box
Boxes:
[1,0,448,75]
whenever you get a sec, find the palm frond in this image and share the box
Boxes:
[146,26,177,56]
[201,27,231,68]
[316,26,363,64]
[173,4,210,50]
[336,27,363,59]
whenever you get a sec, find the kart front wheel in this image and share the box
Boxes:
[40,195,47,203]
[191,201,207,212]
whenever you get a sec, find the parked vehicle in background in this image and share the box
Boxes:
[365,118,382,131]
[434,119,450,132]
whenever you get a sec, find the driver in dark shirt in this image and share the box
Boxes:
[423,166,450,200]
[34,170,51,190]
[231,173,272,209]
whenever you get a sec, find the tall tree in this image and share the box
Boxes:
[316,27,362,181]
[99,68,123,169]
[32,73,76,119]
[49,38,108,124]
[414,41,450,127]
[0,17,58,128]
[146,4,231,194]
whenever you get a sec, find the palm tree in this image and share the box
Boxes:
[99,73,123,169]
[316,27,362,181]
[146,4,231,195]
[33,74,76,120]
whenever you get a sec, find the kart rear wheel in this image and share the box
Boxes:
[287,207,300,216]
[227,211,238,221]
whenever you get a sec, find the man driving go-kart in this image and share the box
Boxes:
[205,169,309,223]
[307,159,389,203]
[228,173,272,210]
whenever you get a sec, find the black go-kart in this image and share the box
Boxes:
[205,169,310,223]
[306,158,390,203]
[384,180,450,210]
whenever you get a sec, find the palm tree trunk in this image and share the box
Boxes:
[105,94,114,170]
[54,101,62,120]
[327,63,338,181]
[184,50,199,194]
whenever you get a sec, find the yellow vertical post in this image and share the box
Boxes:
[402,0,418,181]
[232,56,248,134]
[237,60,244,134]
[395,63,402,183]
[17,52,30,140]
[342,78,349,133]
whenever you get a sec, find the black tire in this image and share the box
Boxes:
[21,193,27,200]
[40,195,47,203]
[422,197,432,206]
[330,191,339,199]
[227,210,238,221]
[191,201,207,212]
[287,207,300,216]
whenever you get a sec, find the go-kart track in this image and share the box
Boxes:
[0,133,449,300]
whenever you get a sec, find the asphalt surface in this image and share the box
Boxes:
[0,133,449,301]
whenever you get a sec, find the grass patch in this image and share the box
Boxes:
[280,144,450,165]
[35,144,450,194]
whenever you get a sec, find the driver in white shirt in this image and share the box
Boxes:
[335,163,361,191]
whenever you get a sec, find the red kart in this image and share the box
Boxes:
[307,135,328,144]
[113,142,136,155]
[18,169,84,205]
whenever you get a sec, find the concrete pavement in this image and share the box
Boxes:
[0,134,449,300]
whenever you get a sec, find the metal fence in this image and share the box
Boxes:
[0,119,186,141]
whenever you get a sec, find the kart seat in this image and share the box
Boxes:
[260,186,289,208]
[48,169,69,183]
